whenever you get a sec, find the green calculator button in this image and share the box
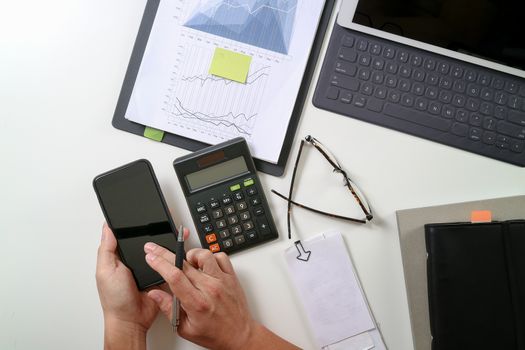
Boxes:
[230,184,241,192]
[243,179,254,187]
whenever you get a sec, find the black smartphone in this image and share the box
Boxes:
[93,159,178,290]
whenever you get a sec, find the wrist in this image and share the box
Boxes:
[235,322,300,350]
[104,317,148,350]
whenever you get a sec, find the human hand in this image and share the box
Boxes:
[144,239,300,350]
[96,223,165,350]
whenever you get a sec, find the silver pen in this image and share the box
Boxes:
[172,225,185,331]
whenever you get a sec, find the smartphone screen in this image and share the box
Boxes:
[93,160,177,290]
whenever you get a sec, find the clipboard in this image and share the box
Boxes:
[112,0,336,177]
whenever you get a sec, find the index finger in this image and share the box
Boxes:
[145,252,205,310]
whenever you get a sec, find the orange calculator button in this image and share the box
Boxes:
[209,243,220,253]
[206,233,217,244]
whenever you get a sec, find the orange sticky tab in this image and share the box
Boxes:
[471,210,492,223]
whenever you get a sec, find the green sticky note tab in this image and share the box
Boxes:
[143,127,164,142]
[209,48,252,83]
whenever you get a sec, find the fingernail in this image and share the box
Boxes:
[146,253,157,261]
[144,242,157,252]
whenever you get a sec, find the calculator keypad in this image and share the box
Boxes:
[192,177,275,253]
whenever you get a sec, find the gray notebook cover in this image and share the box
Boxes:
[396,195,525,350]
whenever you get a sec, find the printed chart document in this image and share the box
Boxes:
[284,231,387,349]
[125,0,326,163]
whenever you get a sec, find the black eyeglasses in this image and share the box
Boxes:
[272,135,373,239]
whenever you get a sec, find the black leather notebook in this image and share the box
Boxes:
[425,221,525,350]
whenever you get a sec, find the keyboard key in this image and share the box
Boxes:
[326,86,339,100]
[374,87,387,99]
[480,88,493,101]
[209,200,220,209]
[425,74,439,85]
[340,91,352,104]
[233,191,243,200]
[469,114,482,126]
[206,233,217,244]
[367,99,384,112]
[212,209,223,219]
[221,196,232,205]
[495,106,507,119]
[250,197,261,206]
[415,98,428,111]
[209,243,220,253]
[254,206,264,216]
[203,223,213,233]
[410,55,423,66]
[234,235,246,245]
[478,74,492,86]
[342,35,355,47]
[452,94,466,107]
[398,50,409,62]
[510,139,525,153]
[466,98,480,111]
[246,231,258,241]
[357,39,368,51]
[504,81,519,94]
[386,62,398,74]
[413,69,425,81]
[469,127,482,141]
[371,71,384,84]
[354,96,367,108]
[231,225,242,235]
[224,205,235,215]
[338,47,357,62]
[452,123,468,136]
[236,201,248,211]
[453,80,466,93]
[361,82,374,95]
[492,78,504,90]
[199,214,210,223]
[428,102,442,115]
[388,91,401,103]
[216,219,227,229]
[425,87,438,99]
[483,117,497,130]
[466,84,480,97]
[242,221,254,231]
[439,76,452,89]
[401,94,414,107]
[456,109,468,123]
[372,58,385,70]
[399,80,411,91]
[331,74,359,91]
[385,75,397,87]
[196,204,206,213]
[442,105,455,119]
[437,62,450,74]
[482,131,496,145]
[370,43,382,55]
[246,186,257,196]
[400,66,411,77]
[495,91,508,105]
[508,110,525,126]
[359,54,371,66]
[256,217,272,235]
[497,121,525,139]
[519,85,525,97]
[227,215,239,225]
[384,104,452,131]
[218,229,230,239]
[223,239,234,249]
[358,69,371,81]
[335,61,357,76]
[438,90,452,104]
[479,102,493,115]
[412,83,425,96]
[239,211,251,221]
[508,96,522,110]
[383,47,396,59]
[424,58,436,71]
[451,66,464,78]
[465,70,477,82]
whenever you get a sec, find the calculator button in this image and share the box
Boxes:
[196,204,206,213]
[256,218,271,235]
[203,223,213,233]
[236,201,248,211]
[211,209,223,219]
[243,221,254,231]
[254,206,265,216]
[246,187,258,196]
[209,200,220,209]
[239,211,251,221]
[221,196,232,205]
[223,239,234,249]
[218,229,230,239]
[205,233,217,244]
[250,197,261,206]
[199,214,210,223]
[216,219,227,229]
[224,205,235,215]
[230,184,241,192]
[246,231,257,241]
[227,215,239,225]
[231,225,242,235]
[233,191,244,200]
[234,235,246,245]
[209,243,220,253]
[243,178,255,187]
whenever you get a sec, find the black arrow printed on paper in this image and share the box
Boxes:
[295,240,311,262]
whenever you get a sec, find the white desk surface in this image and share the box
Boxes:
[1,1,524,349]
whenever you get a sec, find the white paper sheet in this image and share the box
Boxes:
[284,231,377,348]
[125,0,326,163]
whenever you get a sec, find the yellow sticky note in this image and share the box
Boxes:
[209,48,252,83]
[143,127,164,142]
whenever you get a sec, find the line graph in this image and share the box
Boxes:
[185,0,297,54]
[163,44,270,140]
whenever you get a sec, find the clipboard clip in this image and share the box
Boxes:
[295,240,311,262]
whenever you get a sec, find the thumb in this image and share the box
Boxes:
[147,289,174,321]
[97,223,118,268]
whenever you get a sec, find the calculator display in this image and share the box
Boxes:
[186,156,249,192]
